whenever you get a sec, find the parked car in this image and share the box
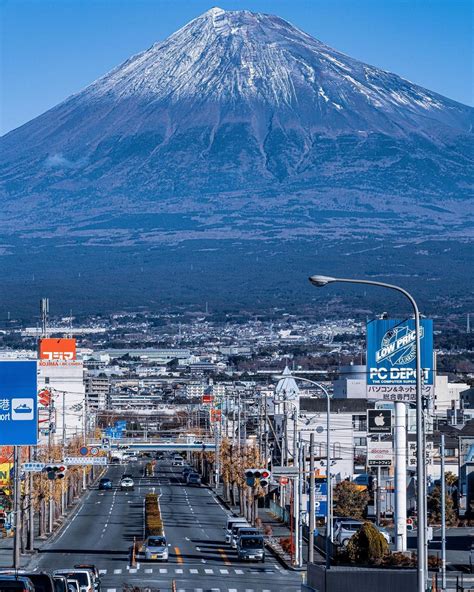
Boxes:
[53,576,69,592]
[120,477,134,491]
[182,466,193,477]
[52,575,68,592]
[53,570,94,592]
[73,565,100,592]
[186,472,201,486]
[19,573,56,592]
[334,519,391,547]
[98,478,112,490]
[142,535,170,561]
[0,576,35,592]
[237,534,265,562]
[66,581,80,592]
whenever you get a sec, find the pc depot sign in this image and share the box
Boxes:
[366,319,434,402]
[0,361,38,445]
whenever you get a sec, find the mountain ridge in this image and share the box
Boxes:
[0,8,472,314]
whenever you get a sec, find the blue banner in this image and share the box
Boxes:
[308,481,328,518]
[0,361,38,445]
[366,319,434,401]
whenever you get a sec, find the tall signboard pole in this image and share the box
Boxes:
[367,317,433,585]
[0,361,38,568]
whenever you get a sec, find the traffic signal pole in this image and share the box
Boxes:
[13,446,21,568]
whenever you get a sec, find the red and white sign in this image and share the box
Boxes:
[38,389,52,407]
[39,338,76,362]
[279,477,289,485]
[202,394,214,404]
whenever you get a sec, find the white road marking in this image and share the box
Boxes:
[220,569,229,574]
[175,568,183,574]
[106,589,116,592]
[205,568,214,574]
[235,569,244,574]
[159,568,167,573]
[190,568,198,573]
[113,569,122,574]
[144,568,152,573]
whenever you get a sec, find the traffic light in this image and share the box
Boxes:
[244,469,271,488]
[406,517,414,531]
[43,465,67,480]
[56,465,67,479]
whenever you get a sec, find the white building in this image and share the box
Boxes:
[433,375,469,415]
[37,360,86,444]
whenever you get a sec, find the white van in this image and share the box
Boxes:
[225,516,248,544]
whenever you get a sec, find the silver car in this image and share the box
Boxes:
[142,535,169,561]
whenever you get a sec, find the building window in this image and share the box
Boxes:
[354,437,367,447]
[352,415,367,432]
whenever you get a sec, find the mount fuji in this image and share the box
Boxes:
[1,8,473,315]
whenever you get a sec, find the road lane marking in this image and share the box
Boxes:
[113,569,122,574]
[205,568,214,574]
[174,546,184,564]
[99,570,107,575]
[190,568,198,573]
[235,569,244,574]
[220,568,229,574]
[218,548,231,566]
[175,568,183,574]
[159,568,167,573]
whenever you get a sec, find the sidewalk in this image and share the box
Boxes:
[0,469,105,569]
[214,485,324,570]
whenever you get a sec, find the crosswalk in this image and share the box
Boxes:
[105,589,300,592]
[99,566,281,576]
[104,588,300,592]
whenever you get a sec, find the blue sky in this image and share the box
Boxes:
[1,0,472,135]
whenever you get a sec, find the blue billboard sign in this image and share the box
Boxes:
[0,361,38,445]
[307,481,328,518]
[366,319,434,401]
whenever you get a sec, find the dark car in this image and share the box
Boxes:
[98,478,112,490]
[186,472,201,486]
[0,576,35,592]
[19,573,55,592]
[52,576,68,592]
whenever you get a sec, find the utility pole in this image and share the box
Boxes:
[13,446,21,568]
[308,432,315,563]
[298,437,304,567]
[27,446,35,551]
[441,434,446,591]
[394,401,407,551]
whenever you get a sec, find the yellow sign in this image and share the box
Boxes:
[0,463,12,487]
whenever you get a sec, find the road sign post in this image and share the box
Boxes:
[0,361,38,446]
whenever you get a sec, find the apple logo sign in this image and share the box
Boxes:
[374,413,385,427]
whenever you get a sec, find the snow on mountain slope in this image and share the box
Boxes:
[0,7,472,242]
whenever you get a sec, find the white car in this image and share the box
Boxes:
[54,570,94,592]
[334,519,391,547]
[120,477,135,491]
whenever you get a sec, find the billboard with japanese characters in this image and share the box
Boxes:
[366,318,434,402]
[0,361,38,445]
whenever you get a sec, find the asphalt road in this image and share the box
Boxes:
[28,459,302,592]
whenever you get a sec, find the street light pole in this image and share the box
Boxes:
[277,375,332,570]
[309,274,426,591]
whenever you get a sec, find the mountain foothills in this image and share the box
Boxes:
[1,8,473,314]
